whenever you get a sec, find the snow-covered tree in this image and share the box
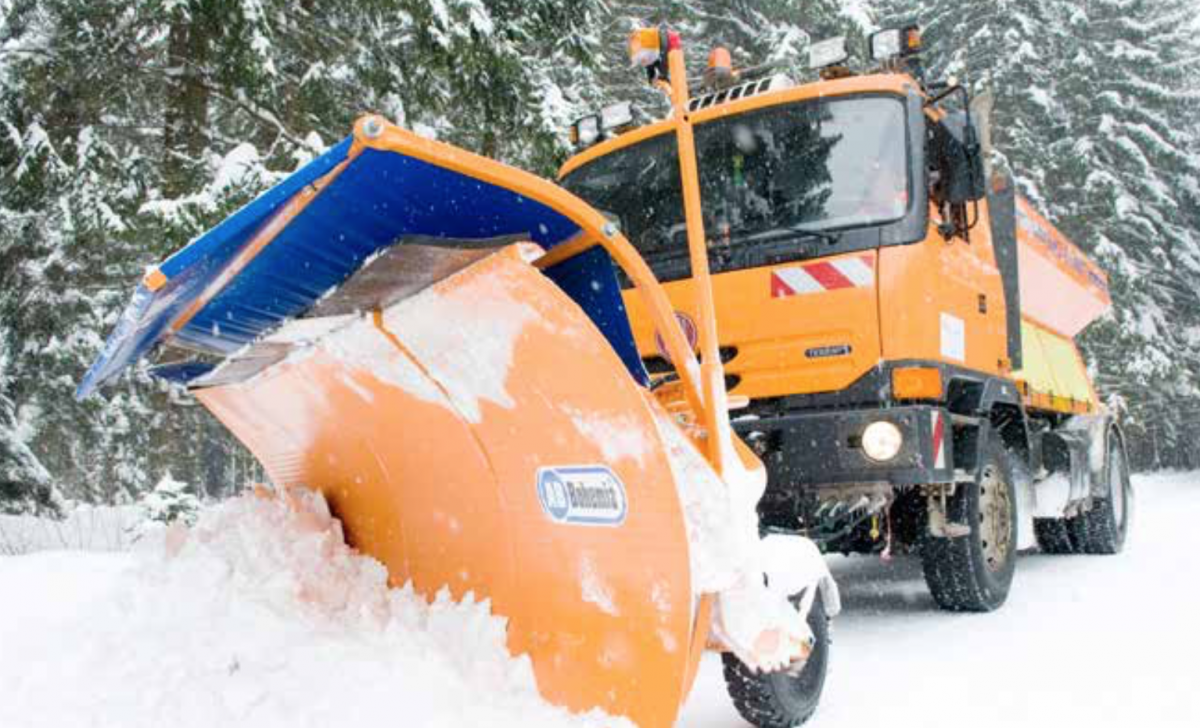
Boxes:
[5,0,1199,495]
[136,472,202,529]
[1063,0,1200,469]
[0,388,61,517]
[0,0,610,502]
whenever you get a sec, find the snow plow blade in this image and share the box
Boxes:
[196,242,696,726]
[75,116,735,727]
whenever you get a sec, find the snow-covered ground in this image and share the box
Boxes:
[0,490,624,728]
[0,472,1196,728]
[681,471,1200,728]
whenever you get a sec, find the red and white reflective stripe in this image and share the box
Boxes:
[931,410,946,469]
[770,255,875,298]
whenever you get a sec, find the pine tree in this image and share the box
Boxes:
[136,471,201,529]
[0,389,60,516]
[0,0,611,503]
[1066,0,1200,468]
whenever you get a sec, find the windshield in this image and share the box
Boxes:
[562,95,910,277]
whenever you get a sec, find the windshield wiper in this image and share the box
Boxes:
[739,226,842,247]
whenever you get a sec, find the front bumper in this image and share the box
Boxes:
[733,405,955,490]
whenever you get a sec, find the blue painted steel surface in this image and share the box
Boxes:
[77,137,354,399]
[77,134,625,399]
[543,246,650,387]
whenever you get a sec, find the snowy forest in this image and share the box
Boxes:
[2,0,1199,509]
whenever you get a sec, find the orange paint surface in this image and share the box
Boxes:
[196,247,698,728]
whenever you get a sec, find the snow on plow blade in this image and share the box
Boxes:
[78,117,714,727]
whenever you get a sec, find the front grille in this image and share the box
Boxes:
[641,346,739,375]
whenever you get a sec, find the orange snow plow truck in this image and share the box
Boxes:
[78,26,847,728]
[561,24,1131,616]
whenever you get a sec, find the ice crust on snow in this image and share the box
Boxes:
[0,491,630,728]
[318,315,447,408]
[379,260,539,424]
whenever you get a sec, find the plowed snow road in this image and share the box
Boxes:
[680,471,1200,728]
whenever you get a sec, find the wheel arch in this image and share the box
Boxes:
[989,402,1032,470]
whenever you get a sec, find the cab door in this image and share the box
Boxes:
[878,204,1007,376]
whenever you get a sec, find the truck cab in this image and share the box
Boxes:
[559,31,1131,614]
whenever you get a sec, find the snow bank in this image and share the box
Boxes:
[0,502,140,555]
[0,490,629,728]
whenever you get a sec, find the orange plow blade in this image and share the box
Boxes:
[78,114,840,728]
[195,244,696,727]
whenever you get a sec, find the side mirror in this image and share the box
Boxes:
[929,112,985,206]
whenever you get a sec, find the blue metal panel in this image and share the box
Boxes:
[543,247,650,388]
[77,138,355,398]
[76,135,643,401]
[149,361,217,385]
[175,147,581,353]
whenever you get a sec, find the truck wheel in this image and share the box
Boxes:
[1070,435,1132,555]
[722,591,830,728]
[1033,517,1076,554]
[920,437,1018,612]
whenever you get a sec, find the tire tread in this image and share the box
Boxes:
[921,434,1017,613]
[721,596,829,728]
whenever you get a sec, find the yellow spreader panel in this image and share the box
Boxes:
[1013,319,1097,414]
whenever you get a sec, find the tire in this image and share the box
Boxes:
[1070,432,1132,555]
[722,591,830,728]
[1033,517,1076,554]
[921,434,1019,612]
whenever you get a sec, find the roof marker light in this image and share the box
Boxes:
[906,26,924,53]
[705,46,734,88]
[870,24,923,63]
[628,27,661,68]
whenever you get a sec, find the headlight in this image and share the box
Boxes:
[807,36,848,70]
[861,421,903,462]
[600,102,634,132]
[870,29,903,61]
[574,116,600,146]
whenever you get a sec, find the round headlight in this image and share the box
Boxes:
[861,421,903,462]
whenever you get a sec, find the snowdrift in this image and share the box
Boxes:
[0,490,630,728]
